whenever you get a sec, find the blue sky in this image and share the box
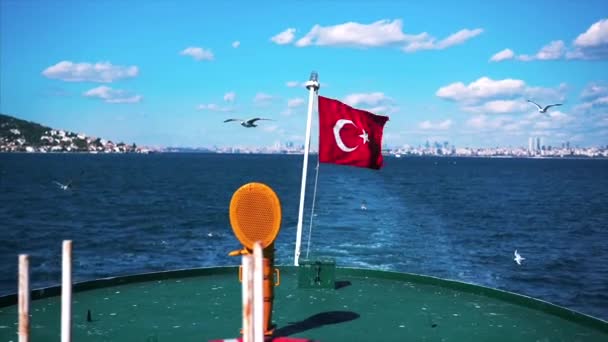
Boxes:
[1,0,607,149]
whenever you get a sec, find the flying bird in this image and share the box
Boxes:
[223,117,273,128]
[527,100,562,114]
[514,250,525,265]
[53,180,72,191]
[53,170,84,191]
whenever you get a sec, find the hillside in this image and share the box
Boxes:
[0,114,52,144]
[0,113,145,153]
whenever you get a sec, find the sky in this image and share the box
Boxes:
[1,0,607,149]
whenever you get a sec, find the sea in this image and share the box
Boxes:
[0,153,607,321]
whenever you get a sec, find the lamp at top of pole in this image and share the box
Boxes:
[305,71,320,91]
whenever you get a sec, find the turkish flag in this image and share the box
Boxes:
[318,96,389,170]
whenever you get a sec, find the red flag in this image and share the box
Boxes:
[318,96,389,170]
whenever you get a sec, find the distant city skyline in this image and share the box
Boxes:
[2,123,607,158]
[1,1,607,148]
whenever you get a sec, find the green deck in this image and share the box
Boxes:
[0,266,606,341]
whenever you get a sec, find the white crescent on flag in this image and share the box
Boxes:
[333,119,359,152]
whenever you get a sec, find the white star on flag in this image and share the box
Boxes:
[359,129,369,144]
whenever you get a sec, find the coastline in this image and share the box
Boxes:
[1,150,607,160]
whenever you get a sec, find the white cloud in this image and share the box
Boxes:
[83,86,142,103]
[546,111,571,121]
[496,40,567,62]
[438,77,567,119]
[516,40,565,61]
[437,29,484,49]
[574,82,608,113]
[580,82,608,99]
[286,81,300,88]
[254,92,274,104]
[273,19,482,52]
[490,48,514,62]
[419,119,453,130]
[342,92,398,115]
[403,28,483,52]
[287,98,305,108]
[535,40,566,60]
[294,19,418,47]
[533,111,573,129]
[595,96,608,105]
[364,106,399,115]
[223,91,236,102]
[574,102,594,111]
[500,19,608,62]
[42,61,139,83]
[464,100,530,114]
[564,49,587,60]
[280,96,317,116]
[523,111,545,121]
[232,41,241,48]
[577,95,608,111]
[568,18,608,59]
[180,46,214,61]
[343,92,391,106]
[271,28,296,45]
[402,40,434,53]
[574,18,608,48]
[463,107,577,142]
[525,83,568,102]
[436,77,526,102]
[196,103,233,112]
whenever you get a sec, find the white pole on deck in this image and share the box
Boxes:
[252,242,264,342]
[18,254,30,342]
[241,254,253,342]
[61,240,72,342]
[294,71,320,266]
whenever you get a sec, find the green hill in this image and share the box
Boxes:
[0,113,53,146]
[0,113,140,153]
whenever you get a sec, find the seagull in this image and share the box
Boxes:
[223,117,273,128]
[360,200,367,210]
[53,180,72,191]
[53,170,84,191]
[527,100,562,114]
[514,250,525,265]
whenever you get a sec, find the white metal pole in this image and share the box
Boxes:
[241,255,253,342]
[252,242,264,342]
[18,254,30,342]
[294,71,320,266]
[61,240,72,342]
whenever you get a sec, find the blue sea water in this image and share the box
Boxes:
[0,153,607,321]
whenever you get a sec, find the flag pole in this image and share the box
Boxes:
[61,240,72,342]
[294,71,320,266]
[18,254,30,342]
